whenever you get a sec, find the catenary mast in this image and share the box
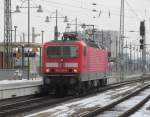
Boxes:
[4,0,13,68]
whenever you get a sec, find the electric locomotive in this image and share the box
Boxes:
[42,33,109,95]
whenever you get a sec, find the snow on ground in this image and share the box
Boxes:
[130,94,150,117]
[0,77,43,91]
[25,83,142,117]
[0,77,43,99]
[0,78,42,85]
[98,87,150,117]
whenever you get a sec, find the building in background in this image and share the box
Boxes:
[94,30,119,59]
[65,29,119,59]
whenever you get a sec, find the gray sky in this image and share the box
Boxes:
[0,0,150,46]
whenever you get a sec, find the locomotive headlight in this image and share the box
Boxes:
[46,68,50,72]
[73,69,78,73]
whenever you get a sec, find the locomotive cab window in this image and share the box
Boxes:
[47,46,78,58]
[47,46,61,58]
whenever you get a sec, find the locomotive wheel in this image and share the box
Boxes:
[103,79,107,86]
[55,85,63,97]
[97,80,101,91]
[74,85,80,96]
[55,85,68,97]
[100,79,107,87]
[74,82,84,96]
[42,85,49,95]
[100,79,104,87]
[63,85,68,96]
[86,81,91,92]
[81,82,87,95]
[100,79,107,86]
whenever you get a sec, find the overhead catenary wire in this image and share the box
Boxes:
[40,0,147,20]
[1,0,148,21]
[125,0,141,20]
[4,0,144,22]
[2,1,150,29]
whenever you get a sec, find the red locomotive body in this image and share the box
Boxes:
[42,36,109,94]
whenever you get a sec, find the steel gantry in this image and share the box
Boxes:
[119,0,125,81]
[4,0,13,68]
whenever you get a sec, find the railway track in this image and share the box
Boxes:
[80,84,150,117]
[24,81,149,117]
[0,95,74,116]
[0,77,149,116]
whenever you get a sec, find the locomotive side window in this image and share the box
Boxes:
[47,46,78,58]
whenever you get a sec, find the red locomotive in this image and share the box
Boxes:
[42,33,109,95]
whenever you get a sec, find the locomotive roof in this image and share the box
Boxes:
[44,40,105,49]
[44,32,105,49]
[44,40,85,46]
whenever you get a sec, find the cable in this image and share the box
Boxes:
[41,0,91,11]
[125,0,141,20]
[43,0,150,13]
[40,0,146,20]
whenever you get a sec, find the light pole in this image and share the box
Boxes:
[119,0,125,81]
[130,43,132,74]
[14,26,17,43]
[102,30,104,45]
[41,30,44,44]
[133,45,136,72]
[39,30,44,74]
[116,36,118,72]
[66,17,78,34]
[45,9,68,41]
[75,17,78,33]
[27,0,30,80]
[55,9,58,41]
[130,42,132,73]
[140,49,142,72]
[124,40,128,73]
[10,28,14,68]
[15,1,43,80]
[137,47,139,72]
[149,52,150,71]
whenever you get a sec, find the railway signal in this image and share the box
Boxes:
[140,21,145,36]
[139,39,144,49]
[139,21,146,74]
[139,21,145,50]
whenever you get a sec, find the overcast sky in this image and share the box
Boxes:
[0,0,150,46]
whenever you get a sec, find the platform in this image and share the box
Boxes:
[0,78,43,99]
[0,73,147,100]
